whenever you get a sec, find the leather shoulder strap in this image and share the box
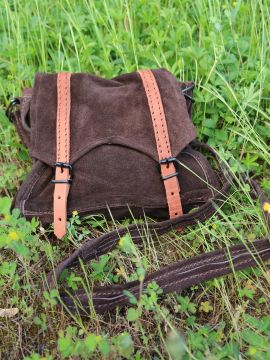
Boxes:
[53,72,72,239]
[46,172,270,314]
[138,69,183,219]
[57,239,270,314]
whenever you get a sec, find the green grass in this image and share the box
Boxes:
[0,0,270,359]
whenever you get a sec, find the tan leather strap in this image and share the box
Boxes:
[53,72,72,239]
[138,70,183,218]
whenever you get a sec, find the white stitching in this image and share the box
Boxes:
[92,254,268,309]
[82,247,250,297]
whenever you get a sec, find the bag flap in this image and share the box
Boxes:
[29,69,196,166]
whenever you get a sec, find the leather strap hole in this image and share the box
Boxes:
[58,218,62,221]
[171,192,174,196]
[58,196,61,200]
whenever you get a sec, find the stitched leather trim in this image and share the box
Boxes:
[53,72,72,239]
[138,69,183,219]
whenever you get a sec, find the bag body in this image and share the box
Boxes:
[8,68,269,315]
[11,69,221,227]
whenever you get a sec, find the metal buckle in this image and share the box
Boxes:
[51,162,72,184]
[5,98,20,122]
[159,157,177,166]
[159,157,178,180]
[51,179,72,184]
[182,84,195,103]
[54,162,72,173]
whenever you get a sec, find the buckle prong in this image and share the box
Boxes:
[162,172,179,180]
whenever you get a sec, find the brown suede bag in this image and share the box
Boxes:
[7,68,270,314]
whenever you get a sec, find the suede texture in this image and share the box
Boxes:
[12,69,222,225]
